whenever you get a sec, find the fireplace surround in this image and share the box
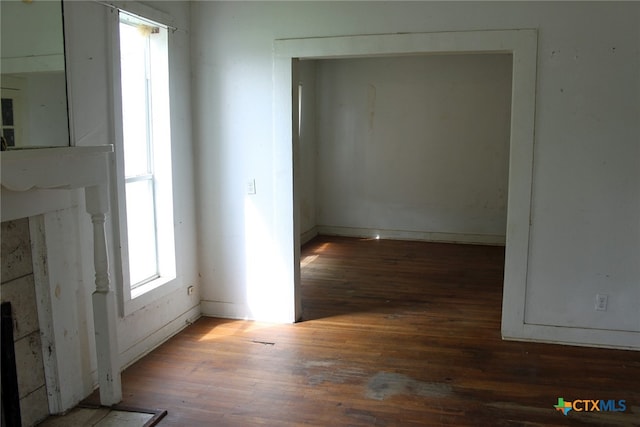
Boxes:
[1,146,121,416]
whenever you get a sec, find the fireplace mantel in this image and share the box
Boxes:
[1,145,122,409]
[1,146,114,222]
[1,146,113,192]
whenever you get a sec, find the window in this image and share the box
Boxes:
[1,77,26,148]
[113,7,175,300]
[1,96,17,147]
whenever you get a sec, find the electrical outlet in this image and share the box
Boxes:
[595,294,608,311]
[187,285,195,296]
[247,179,256,195]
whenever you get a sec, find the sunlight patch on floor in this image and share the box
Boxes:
[301,254,319,267]
[197,319,277,342]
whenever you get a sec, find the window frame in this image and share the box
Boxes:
[108,2,178,316]
[1,76,27,148]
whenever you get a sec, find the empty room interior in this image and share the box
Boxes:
[1,1,639,426]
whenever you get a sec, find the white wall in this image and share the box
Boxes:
[192,1,639,349]
[5,0,201,410]
[312,54,511,243]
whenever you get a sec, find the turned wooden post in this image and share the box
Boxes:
[85,184,122,406]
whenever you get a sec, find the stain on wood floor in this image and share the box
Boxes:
[105,236,639,426]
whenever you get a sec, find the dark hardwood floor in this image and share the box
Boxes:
[109,236,639,426]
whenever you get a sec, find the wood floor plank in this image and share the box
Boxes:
[109,236,639,426]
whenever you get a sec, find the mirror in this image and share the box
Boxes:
[1,0,70,150]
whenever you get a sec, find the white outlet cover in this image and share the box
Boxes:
[595,294,608,311]
[247,179,256,195]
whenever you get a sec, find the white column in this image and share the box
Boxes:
[85,184,122,406]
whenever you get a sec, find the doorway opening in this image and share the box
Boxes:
[297,52,512,321]
[273,30,537,340]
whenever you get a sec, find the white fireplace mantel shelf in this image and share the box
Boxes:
[1,145,122,409]
[1,145,113,192]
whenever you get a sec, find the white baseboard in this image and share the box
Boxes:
[315,225,506,246]
[503,323,640,351]
[200,300,295,323]
[200,300,252,321]
[118,305,201,370]
[300,226,318,245]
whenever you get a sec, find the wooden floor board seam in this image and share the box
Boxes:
[95,236,638,426]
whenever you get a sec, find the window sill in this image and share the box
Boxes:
[123,275,179,317]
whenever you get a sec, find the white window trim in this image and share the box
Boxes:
[102,1,173,29]
[107,1,178,317]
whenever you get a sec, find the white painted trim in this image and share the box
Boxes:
[504,324,640,351]
[0,146,113,190]
[106,5,177,318]
[275,30,535,59]
[29,216,63,414]
[200,300,253,321]
[291,62,303,322]
[125,276,182,316]
[500,31,538,344]
[87,304,201,388]
[273,44,298,324]
[316,225,506,246]
[300,226,318,246]
[105,4,131,317]
[200,300,294,323]
[96,1,174,28]
[275,29,537,340]
[1,189,74,222]
[118,305,200,370]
